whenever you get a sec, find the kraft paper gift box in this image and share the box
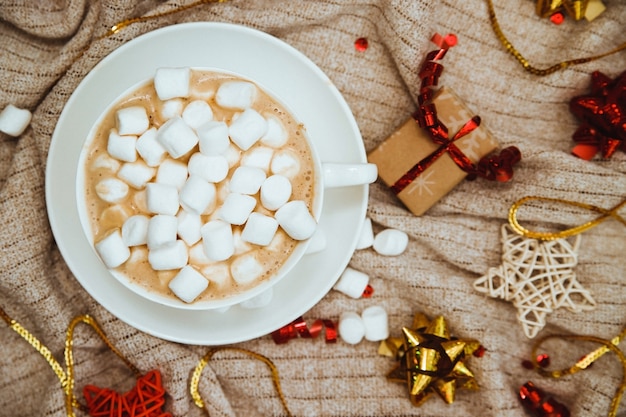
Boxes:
[368,86,499,216]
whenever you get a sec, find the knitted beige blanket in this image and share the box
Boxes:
[1,1,625,416]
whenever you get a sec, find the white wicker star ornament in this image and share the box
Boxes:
[473,224,596,338]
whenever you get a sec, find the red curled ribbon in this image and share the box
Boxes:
[570,70,626,160]
[391,34,521,194]
[271,317,337,344]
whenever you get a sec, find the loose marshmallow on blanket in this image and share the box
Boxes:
[179,176,216,215]
[177,210,202,246]
[117,161,156,189]
[157,116,199,159]
[95,178,129,203]
[182,100,213,130]
[146,182,179,216]
[333,267,369,298]
[239,287,274,309]
[160,99,184,120]
[91,154,121,172]
[197,121,230,155]
[338,311,365,345]
[136,128,166,167]
[107,130,137,162]
[270,149,300,178]
[361,306,389,342]
[187,153,229,183]
[168,265,209,303]
[95,230,131,269]
[146,214,178,249]
[373,228,409,256]
[121,214,150,247]
[260,115,288,148]
[355,218,374,250]
[229,166,266,195]
[148,240,188,270]
[230,254,263,285]
[201,219,234,261]
[215,81,257,109]
[274,200,316,240]
[241,212,278,246]
[304,228,327,254]
[260,174,292,211]
[219,193,256,226]
[241,146,274,171]
[228,108,268,151]
[116,106,149,135]
[154,67,190,101]
[0,104,32,136]
[156,159,188,190]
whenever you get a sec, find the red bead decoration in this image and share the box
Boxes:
[354,37,368,52]
[536,353,551,368]
[473,345,487,358]
[361,284,374,298]
[550,12,565,24]
[519,381,571,417]
[83,370,171,417]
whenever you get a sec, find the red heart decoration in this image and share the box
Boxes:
[83,370,171,417]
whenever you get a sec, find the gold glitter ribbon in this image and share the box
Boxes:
[508,196,626,240]
[0,306,139,416]
[486,0,626,76]
[190,347,293,416]
[529,328,626,417]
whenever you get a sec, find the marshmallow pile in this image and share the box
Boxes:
[91,67,317,304]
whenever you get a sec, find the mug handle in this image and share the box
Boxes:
[322,162,378,188]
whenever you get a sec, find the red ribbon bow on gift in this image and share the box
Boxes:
[570,70,626,160]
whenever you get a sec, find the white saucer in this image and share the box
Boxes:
[46,22,368,345]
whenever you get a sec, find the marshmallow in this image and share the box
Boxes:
[107,130,137,162]
[215,81,257,109]
[260,115,288,148]
[117,161,156,189]
[136,127,166,167]
[230,254,263,285]
[148,240,188,270]
[223,143,242,168]
[333,267,369,299]
[241,212,278,246]
[95,230,131,269]
[121,214,150,247]
[233,229,253,255]
[132,190,149,213]
[146,182,179,215]
[239,287,274,309]
[160,99,184,120]
[304,228,327,254]
[197,121,230,155]
[200,264,231,287]
[228,109,268,151]
[116,106,149,135]
[95,178,129,203]
[179,175,216,215]
[0,104,32,136]
[270,149,300,178]
[355,218,374,250]
[219,193,256,225]
[241,146,274,171]
[154,67,190,101]
[157,116,199,159]
[156,159,188,190]
[201,220,234,261]
[182,100,213,130]
[373,228,409,256]
[229,166,266,195]
[338,311,365,345]
[147,214,178,249]
[189,242,212,265]
[91,154,121,172]
[187,152,229,183]
[361,306,389,342]
[274,200,316,240]
[168,265,209,303]
[260,174,292,211]
[177,210,202,246]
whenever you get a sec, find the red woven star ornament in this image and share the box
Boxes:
[83,370,171,417]
[570,70,626,160]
